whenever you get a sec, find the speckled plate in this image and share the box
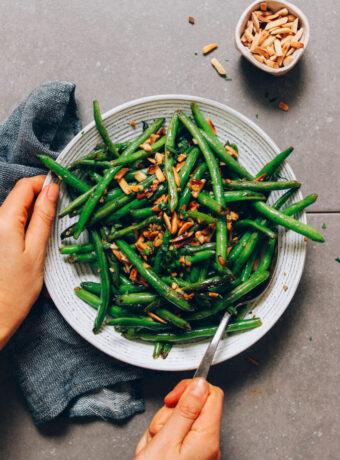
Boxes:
[44,95,307,371]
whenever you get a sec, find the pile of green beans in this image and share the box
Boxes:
[39,101,324,360]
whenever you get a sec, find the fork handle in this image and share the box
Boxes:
[194,311,232,379]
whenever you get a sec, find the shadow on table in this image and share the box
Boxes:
[237,55,307,110]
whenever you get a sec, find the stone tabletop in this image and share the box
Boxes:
[0,1,339,459]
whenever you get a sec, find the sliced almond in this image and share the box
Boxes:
[139,142,152,152]
[250,32,262,51]
[206,118,216,134]
[251,46,270,59]
[171,211,179,234]
[261,35,275,48]
[154,152,164,164]
[257,30,270,45]
[265,59,279,69]
[114,167,129,180]
[202,43,218,54]
[290,41,304,49]
[287,14,296,22]
[295,27,304,41]
[291,18,299,34]
[175,161,185,172]
[154,194,168,205]
[283,55,295,66]
[149,134,160,145]
[188,16,195,24]
[173,166,181,187]
[260,2,267,11]
[286,47,295,56]
[265,8,288,20]
[177,154,187,163]
[253,54,265,63]
[278,102,289,111]
[252,12,260,32]
[178,221,194,236]
[188,178,206,198]
[135,170,147,182]
[270,27,293,35]
[131,184,143,192]
[147,157,156,164]
[211,58,227,76]
[163,212,172,232]
[265,17,288,30]
[267,45,275,56]
[225,145,238,158]
[130,120,136,127]
[274,39,283,56]
[244,29,254,43]
[118,178,132,194]
[155,165,166,182]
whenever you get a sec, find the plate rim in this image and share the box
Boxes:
[44,94,307,371]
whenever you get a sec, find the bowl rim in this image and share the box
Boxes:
[235,0,310,75]
[44,94,307,371]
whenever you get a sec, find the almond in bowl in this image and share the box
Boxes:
[235,1,310,76]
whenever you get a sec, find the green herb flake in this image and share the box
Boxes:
[194,52,198,56]
[322,223,326,229]
[309,336,312,341]
[256,113,259,119]
[335,257,340,264]
[225,77,232,81]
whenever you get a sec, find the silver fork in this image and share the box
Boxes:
[194,274,274,379]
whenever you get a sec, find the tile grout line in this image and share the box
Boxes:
[306,211,340,215]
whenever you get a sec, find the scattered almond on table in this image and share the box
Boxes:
[240,2,304,69]
[188,16,195,24]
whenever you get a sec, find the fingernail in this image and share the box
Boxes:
[47,183,59,202]
[189,378,208,397]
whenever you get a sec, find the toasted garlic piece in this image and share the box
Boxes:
[211,58,227,76]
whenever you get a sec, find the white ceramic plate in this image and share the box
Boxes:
[44,95,306,371]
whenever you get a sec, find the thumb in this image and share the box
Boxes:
[25,183,59,263]
[156,378,209,445]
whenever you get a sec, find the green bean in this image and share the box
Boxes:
[116,239,194,311]
[154,308,191,330]
[256,239,276,272]
[106,317,169,330]
[191,101,215,136]
[200,130,254,180]
[181,250,216,266]
[143,299,162,312]
[224,179,301,191]
[160,276,190,288]
[124,318,262,343]
[60,243,95,255]
[255,147,294,179]
[186,210,217,224]
[252,201,325,242]
[37,154,90,193]
[77,149,151,168]
[198,264,209,282]
[189,264,201,283]
[58,185,97,218]
[240,243,261,282]
[271,188,297,211]
[178,242,216,255]
[164,113,179,212]
[223,191,267,202]
[106,251,120,289]
[87,170,104,183]
[108,216,160,241]
[130,207,155,219]
[197,192,227,216]
[282,193,318,216]
[80,281,101,294]
[234,219,277,239]
[182,274,234,292]
[153,342,163,359]
[178,111,227,271]
[120,118,165,158]
[116,292,158,305]
[186,271,269,321]
[232,230,261,275]
[93,100,120,158]
[69,252,97,264]
[91,230,111,332]
[74,287,136,318]
[178,147,200,188]
[178,162,207,211]
[161,343,172,359]
[73,164,123,239]
[227,232,252,265]
[67,146,106,170]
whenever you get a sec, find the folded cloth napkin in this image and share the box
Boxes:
[0,81,144,425]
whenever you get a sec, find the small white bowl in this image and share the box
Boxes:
[235,0,310,76]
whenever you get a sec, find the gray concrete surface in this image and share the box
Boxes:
[0,1,339,459]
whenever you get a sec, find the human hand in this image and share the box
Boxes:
[0,176,59,349]
[135,378,224,460]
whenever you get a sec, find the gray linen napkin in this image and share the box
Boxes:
[0,81,144,424]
